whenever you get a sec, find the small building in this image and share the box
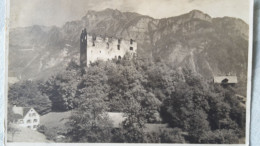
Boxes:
[107,112,126,128]
[8,77,20,85]
[11,105,40,130]
[8,71,21,85]
[213,76,238,87]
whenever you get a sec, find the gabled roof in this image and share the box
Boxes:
[213,76,238,84]
[23,107,31,116]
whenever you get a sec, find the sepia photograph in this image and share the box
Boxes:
[5,0,252,145]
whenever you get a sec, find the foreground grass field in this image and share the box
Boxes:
[40,111,72,129]
[39,111,72,141]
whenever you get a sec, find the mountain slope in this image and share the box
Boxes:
[9,9,249,88]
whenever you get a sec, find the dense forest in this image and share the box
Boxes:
[8,54,245,143]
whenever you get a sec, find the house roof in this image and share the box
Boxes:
[23,107,31,116]
[213,76,238,84]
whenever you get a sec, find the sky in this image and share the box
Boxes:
[9,0,250,28]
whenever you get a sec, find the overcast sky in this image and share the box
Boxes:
[10,0,250,28]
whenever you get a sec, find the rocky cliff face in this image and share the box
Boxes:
[9,8,249,85]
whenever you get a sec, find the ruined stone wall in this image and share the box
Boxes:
[86,35,137,65]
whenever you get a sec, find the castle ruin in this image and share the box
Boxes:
[80,28,137,67]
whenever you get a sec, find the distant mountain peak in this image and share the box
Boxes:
[186,9,212,22]
[189,9,205,14]
[104,8,120,12]
[86,8,122,16]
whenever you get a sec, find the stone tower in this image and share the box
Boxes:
[80,28,87,67]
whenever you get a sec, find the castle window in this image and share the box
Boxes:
[100,51,101,53]
[33,125,37,129]
[27,120,31,123]
[118,56,122,60]
[130,39,133,44]
[130,47,133,51]
[27,126,31,129]
[33,119,38,123]
[92,35,96,41]
[93,42,95,46]
[32,113,36,116]
[118,39,121,44]
[107,42,109,49]
[117,45,120,50]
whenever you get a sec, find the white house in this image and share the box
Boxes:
[12,105,40,130]
[213,76,238,84]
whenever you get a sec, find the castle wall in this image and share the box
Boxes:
[86,35,137,65]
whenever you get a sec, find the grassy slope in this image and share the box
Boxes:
[40,111,72,129]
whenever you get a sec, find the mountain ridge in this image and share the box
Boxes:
[9,9,249,95]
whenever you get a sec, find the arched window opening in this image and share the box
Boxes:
[130,39,133,44]
[107,42,109,49]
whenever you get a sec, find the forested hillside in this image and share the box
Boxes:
[8,55,246,143]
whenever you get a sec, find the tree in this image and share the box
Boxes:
[200,129,239,144]
[7,105,21,142]
[122,98,147,143]
[67,98,113,142]
[159,128,185,143]
[76,64,110,106]
[8,124,20,142]
[160,68,246,143]
[41,61,81,111]
[160,70,211,142]
[8,81,52,114]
